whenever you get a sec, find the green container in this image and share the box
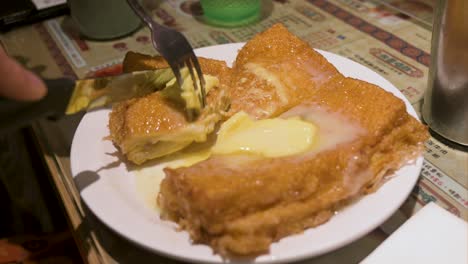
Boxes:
[200,0,261,27]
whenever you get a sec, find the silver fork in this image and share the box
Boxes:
[126,0,206,121]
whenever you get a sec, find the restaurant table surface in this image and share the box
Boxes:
[1,0,466,263]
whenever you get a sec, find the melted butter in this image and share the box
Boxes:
[162,68,218,111]
[180,74,218,111]
[168,148,212,168]
[212,111,317,157]
[136,105,363,212]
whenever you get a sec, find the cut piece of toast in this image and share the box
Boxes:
[108,53,231,164]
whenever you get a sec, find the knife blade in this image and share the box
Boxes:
[66,68,175,114]
[0,68,175,134]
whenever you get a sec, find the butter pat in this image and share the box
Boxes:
[212,111,317,157]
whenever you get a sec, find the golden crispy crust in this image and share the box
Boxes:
[159,81,428,255]
[108,54,231,164]
[158,24,429,256]
[228,24,342,119]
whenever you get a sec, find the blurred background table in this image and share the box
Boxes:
[1,0,466,263]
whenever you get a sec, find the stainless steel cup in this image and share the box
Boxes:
[422,0,468,146]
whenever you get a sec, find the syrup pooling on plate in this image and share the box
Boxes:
[281,104,364,155]
[136,104,363,212]
[135,165,165,213]
[134,145,212,212]
[282,104,368,197]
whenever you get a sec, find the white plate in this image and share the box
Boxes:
[71,43,423,264]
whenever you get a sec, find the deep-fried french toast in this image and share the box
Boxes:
[157,24,429,256]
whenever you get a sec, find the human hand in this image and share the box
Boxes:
[0,46,47,101]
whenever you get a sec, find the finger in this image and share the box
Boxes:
[0,47,47,101]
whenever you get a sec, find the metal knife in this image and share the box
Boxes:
[0,68,175,134]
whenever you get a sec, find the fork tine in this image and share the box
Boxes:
[169,62,184,89]
[189,54,207,108]
[170,61,197,121]
[185,57,205,110]
[127,0,206,121]
[184,59,200,121]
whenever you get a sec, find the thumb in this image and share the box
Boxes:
[0,47,47,101]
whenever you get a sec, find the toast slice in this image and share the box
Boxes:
[158,24,428,256]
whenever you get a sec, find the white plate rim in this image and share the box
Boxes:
[71,43,423,264]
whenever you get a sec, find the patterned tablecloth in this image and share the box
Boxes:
[1,0,466,263]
